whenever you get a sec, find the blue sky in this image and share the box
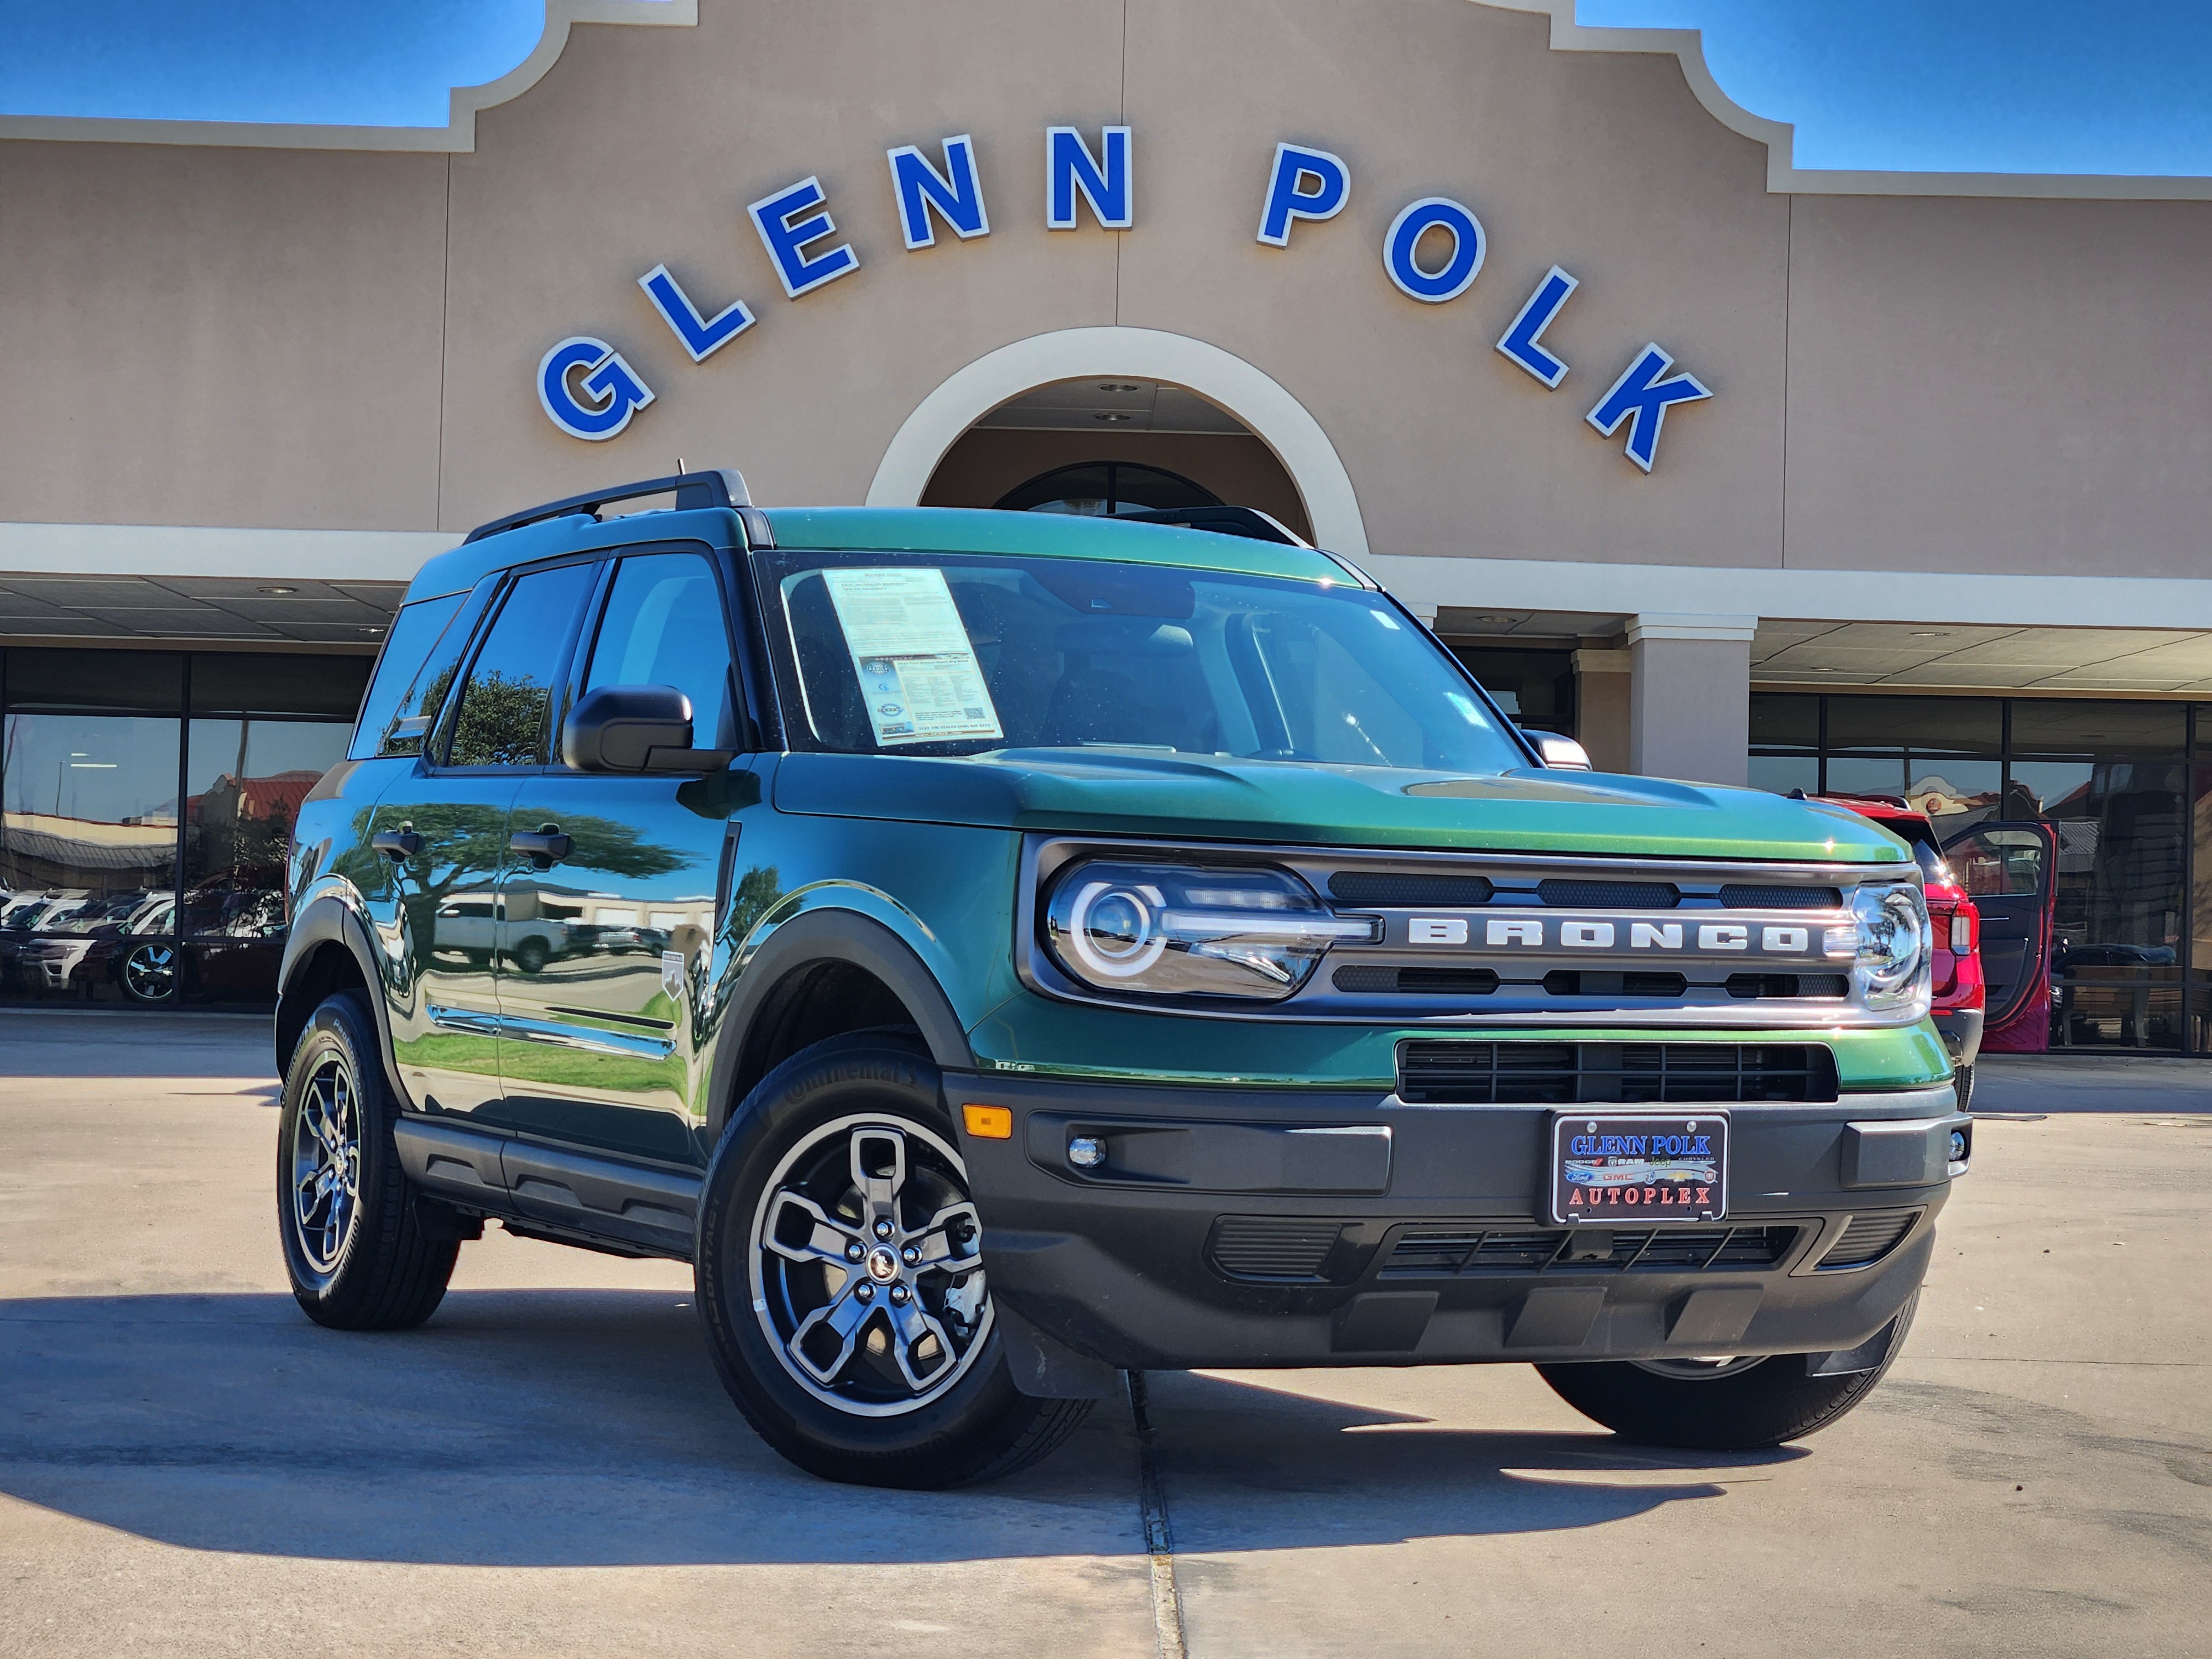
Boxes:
[2,1,2209,176]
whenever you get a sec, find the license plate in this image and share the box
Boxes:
[1550,1112,1729,1225]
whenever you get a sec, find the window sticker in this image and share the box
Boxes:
[820,567,1004,747]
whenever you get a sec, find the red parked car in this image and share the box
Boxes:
[1815,795,1987,1107]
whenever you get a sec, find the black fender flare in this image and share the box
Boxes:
[707,907,977,1142]
[276,892,413,1109]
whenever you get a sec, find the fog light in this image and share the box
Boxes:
[1068,1135,1107,1170]
[1948,1129,1968,1162]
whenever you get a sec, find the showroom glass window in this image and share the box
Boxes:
[0,648,367,1008]
[1750,694,2193,1051]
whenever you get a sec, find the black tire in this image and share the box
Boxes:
[1954,1062,1975,1112]
[276,990,458,1331]
[1537,1291,1919,1450]
[695,1031,1092,1488]
[119,940,180,1003]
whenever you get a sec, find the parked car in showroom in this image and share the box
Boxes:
[275,471,1961,1488]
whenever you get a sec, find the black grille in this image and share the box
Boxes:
[1537,879,1681,909]
[1818,1211,1919,1269]
[1543,970,1689,998]
[1724,973,1851,999]
[1397,1041,1838,1104]
[1334,964,1499,995]
[1329,871,1495,906]
[1718,884,1844,909]
[1208,1216,1344,1281]
[1380,1224,1798,1277]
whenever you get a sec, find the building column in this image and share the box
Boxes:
[1572,647,1632,773]
[1627,613,1757,786]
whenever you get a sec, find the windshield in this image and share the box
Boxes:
[757,549,1526,773]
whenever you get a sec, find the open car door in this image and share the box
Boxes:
[1943,821,2059,1052]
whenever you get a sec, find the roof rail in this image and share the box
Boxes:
[463,468,753,544]
[1118,504,1308,546]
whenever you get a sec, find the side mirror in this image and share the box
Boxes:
[1528,732,1594,770]
[562,685,728,772]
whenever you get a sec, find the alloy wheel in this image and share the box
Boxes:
[290,1053,362,1275]
[1630,1355,1768,1381]
[123,942,177,1001]
[748,1114,992,1417]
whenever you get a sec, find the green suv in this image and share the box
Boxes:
[276,470,1963,1488]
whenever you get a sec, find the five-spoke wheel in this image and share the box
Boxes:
[121,941,177,1003]
[289,1051,361,1275]
[752,1116,992,1414]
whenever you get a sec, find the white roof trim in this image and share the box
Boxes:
[1,0,2204,199]
[1484,1,2212,200]
[0,2,695,155]
[0,521,453,582]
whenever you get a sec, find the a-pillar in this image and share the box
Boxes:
[1627,613,1757,786]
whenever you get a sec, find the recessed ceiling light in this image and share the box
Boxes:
[1093,411,1135,422]
[1908,630,1947,638]
[257,585,298,596]
[1465,614,1515,625]
[1098,382,1142,392]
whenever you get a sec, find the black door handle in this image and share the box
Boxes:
[371,830,420,860]
[509,826,572,867]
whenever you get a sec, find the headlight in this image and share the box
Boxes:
[1042,860,1374,1000]
[1853,883,1931,1008]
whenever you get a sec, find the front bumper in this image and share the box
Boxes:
[1935,1006,1985,1070]
[953,1072,1961,1374]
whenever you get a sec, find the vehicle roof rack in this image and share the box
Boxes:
[464,468,753,544]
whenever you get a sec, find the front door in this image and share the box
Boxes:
[495,548,750,1165]
[1944,820,2059,1052]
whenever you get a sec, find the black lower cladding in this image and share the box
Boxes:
[1204,1217,1804,1283]
[1396,1040,1840,1105]
[958,1071,1954,1370]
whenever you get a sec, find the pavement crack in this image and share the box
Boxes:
[1126,1370,1188,1659]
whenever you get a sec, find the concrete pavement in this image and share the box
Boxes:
[1,1009,2206,1657]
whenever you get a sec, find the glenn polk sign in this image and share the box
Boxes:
[539,127,1713,474]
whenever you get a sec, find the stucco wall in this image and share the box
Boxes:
[1,0,2207,588]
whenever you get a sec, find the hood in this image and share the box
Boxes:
[770,749,1910,864]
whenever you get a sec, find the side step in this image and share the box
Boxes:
[394,1115,702,1260]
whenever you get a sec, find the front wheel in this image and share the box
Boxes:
[695,1033,1092,1488]
[1537,1292,1918,1449]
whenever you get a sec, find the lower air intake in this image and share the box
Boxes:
[1818,1211,1921,1269]
[1207,1216,1345,1282]
[1396,1041,1839,1104]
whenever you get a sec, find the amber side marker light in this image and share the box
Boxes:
[962,1104,1014,1140]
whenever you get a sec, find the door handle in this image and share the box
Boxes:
[371,829,420,860]
[509,826,572,867]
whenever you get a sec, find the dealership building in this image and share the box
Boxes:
[4,0,2211,1044]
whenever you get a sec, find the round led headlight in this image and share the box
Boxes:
[1853,882,1931,1008]
[1042,860,1374,1001]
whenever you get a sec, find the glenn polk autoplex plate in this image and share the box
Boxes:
[1551,1112,1729,1225]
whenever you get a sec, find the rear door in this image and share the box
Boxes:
[372,558,601,1120]
[493,546,752,1165]
[1943,821,2059,1050]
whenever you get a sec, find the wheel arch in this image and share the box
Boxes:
[709,907,976,1141]
[276,894,410,1106]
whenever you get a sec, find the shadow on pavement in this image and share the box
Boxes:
[0,1288,1773,1565]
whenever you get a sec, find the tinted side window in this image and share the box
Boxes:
[584,552,739,747]
[446,564,596,768]
[350,593,463,759]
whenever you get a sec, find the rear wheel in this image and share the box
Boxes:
[696,1033,1091,1488]
[120,941,179,1003]
[276,990,458,1329]
[1537,1292,1918,1449]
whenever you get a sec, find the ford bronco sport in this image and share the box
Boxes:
[277,469,1963,1488]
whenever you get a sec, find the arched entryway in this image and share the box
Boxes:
[865,327,1370,557]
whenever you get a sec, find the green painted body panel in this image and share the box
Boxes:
[760,505,1348,583]
[771,750,1909,864]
